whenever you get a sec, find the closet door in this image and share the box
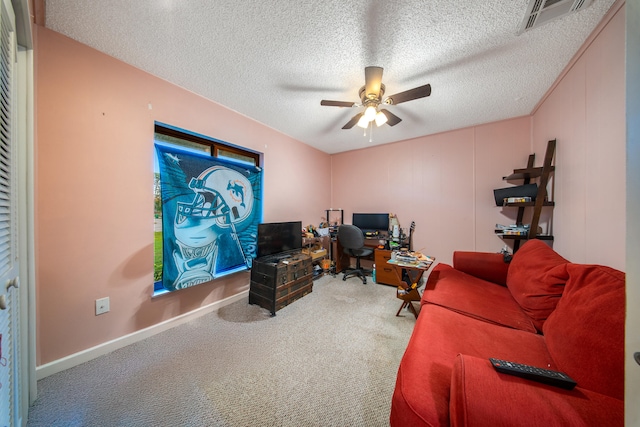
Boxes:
[0,0,21,425]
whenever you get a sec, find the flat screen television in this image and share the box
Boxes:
[257,221,302,258]
[352,213,389,233]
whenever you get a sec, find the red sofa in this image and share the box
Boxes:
[390,239,625,426]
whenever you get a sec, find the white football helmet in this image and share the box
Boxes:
[175,165,254,235]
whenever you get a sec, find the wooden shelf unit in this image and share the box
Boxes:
[499,139,556,252]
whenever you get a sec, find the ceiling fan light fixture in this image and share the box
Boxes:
[375,111,388,126]
[320,66,431,131]
[356,115,370,129]
[364,105,377,121]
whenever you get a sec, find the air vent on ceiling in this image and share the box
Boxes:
[518,0,594,34]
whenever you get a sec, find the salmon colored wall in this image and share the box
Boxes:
[331,3,626,272]
[34,2,625,367]
[532,4,626,270]
[331,117,531,266]
[34,26,330,365]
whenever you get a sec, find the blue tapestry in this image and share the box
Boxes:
[155,144,262,291]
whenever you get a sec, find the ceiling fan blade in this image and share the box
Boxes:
[386,84,431,105]
[364,66,384,99]
[342,112,364,129]
[379,109,402,126]
[321,100,357,107]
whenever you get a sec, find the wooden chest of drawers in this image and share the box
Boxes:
[374,249,404,287]
[249,252,313,315]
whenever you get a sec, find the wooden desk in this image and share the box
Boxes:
[331,238,351,274]
[387,257,435,319]
[374,249,404,286]
[332,236,382,274]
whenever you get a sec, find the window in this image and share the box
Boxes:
[153,123,262,294]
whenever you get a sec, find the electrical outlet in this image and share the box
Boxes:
[96,297,110,315]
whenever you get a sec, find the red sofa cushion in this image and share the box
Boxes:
[453,251,510,286]
[506,239,570,331]
[543,264,625,400]
[422,264,537,332]
[449,354,623,427]
[390,304,552,427]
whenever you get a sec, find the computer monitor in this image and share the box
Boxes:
[352,213,389,234]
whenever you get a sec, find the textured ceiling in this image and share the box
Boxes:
[44,0,616,154]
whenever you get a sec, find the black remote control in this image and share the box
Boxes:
[489,358,577,390]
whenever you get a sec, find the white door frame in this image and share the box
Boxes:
[14,0,35,424]
[626,2,640,426]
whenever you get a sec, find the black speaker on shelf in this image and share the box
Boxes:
[493,184,538,206]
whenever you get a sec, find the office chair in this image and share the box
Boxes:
[337,224,373,284]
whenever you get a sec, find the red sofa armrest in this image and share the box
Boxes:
[452,251,510,286]
[450,354,623,427]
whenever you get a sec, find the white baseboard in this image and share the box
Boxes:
[36,290,249,380]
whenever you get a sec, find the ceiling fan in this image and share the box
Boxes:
[320,66,431,130]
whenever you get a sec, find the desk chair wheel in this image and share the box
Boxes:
[342,274,367,285]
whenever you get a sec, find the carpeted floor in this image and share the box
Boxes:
[26,274,418,427]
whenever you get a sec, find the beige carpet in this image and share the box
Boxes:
[26,274,417,427]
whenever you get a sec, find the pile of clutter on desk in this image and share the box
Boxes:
[391,249,435,268]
